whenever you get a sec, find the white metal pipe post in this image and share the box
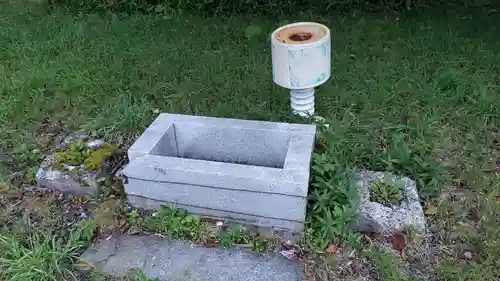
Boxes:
[271,22,331,117]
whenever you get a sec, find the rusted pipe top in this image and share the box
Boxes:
[275,23,327,45]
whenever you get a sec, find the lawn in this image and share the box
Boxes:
[1,0,499,280]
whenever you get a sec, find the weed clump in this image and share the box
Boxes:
[133,205,269,252]
[144,205,206,242]
[55,140,90,167]
[218,224,248,248]
[370,179,405,206]
[367,246,406,281]
[0,220,97,281]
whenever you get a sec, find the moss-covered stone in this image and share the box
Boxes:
[37,138,121,196]
[53,140,119,172]
[84,143,119,171]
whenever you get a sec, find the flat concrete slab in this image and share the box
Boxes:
[80,234,305,281]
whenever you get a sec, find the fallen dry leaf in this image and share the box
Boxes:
[391,232,406,252]
[280,249,297,260]
[342,267,353,276]
[127,225,141,235]
[203,239,219,248]
[350,260,363,274]
[92,227,103,241]
[425,204,438,216]
[116,219,129,233]
[112,181,124,195]
[325,244,338,253]
[73,259,95,271]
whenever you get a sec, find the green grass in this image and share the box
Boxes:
[1,0,500,280]
[0,220,96,281]
[367,246,406,281]
[142,205,207,241]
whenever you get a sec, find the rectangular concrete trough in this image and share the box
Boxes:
[123,113,316,232]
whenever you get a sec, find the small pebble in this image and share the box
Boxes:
[350,260,363,274]
[87,139,105,150]
[462,251,473,260]
[59,135,90,149]
[125,205,133,213]
[64,164,76,171]
[280,249,297,260]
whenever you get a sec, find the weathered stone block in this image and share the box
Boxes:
[36,153,101,195]
[355,170,426,234]
[36,136,117,196]
[123,113,316,232]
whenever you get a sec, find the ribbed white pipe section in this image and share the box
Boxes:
[290,88,315,116]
